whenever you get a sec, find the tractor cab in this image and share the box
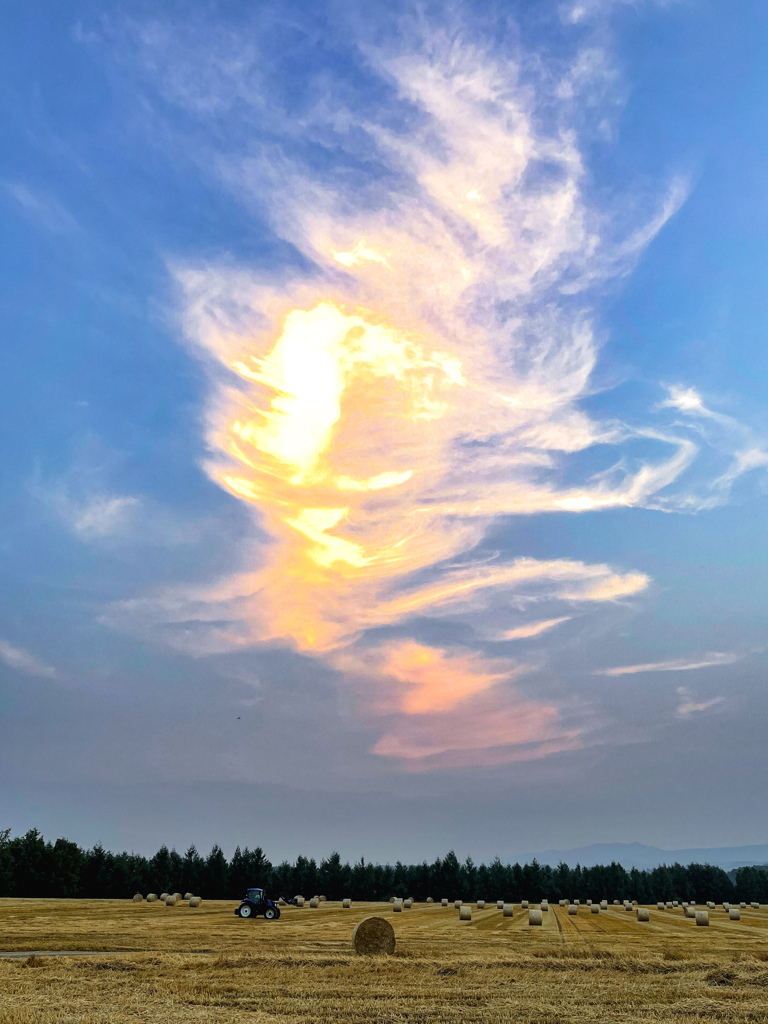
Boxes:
[235,887,281,920]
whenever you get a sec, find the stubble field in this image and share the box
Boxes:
[1,898,768,1023]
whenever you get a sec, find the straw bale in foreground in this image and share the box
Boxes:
[352,916,395,955]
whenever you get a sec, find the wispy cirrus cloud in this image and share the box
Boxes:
[675,686,724,718]
[0,640,56,679]
[1,180,79,235]
[597,651,744,676]
[91,6,765,770]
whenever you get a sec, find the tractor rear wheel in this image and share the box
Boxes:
[238,904,253,918]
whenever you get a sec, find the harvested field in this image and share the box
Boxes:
[1,898,768,1022]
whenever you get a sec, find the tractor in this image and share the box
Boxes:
[235,888,297,920]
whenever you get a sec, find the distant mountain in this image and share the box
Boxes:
[514,841,768,872]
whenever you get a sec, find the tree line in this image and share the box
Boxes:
[1,828,767,903]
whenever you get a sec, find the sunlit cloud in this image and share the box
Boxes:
[597,651,743,676]
[500,618,572,640]
[104,9,767,769]
[0,640,56,679]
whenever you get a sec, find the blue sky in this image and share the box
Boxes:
[2,0,768,861]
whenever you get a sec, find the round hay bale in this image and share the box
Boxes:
[559,899,567,907]
[568,904,578,915]
[172,893,182,902]
[426,897,434,903]
[319,896,327,902]
[189,896,201,908]
[132,893,143,903]
[586,899,592,906]
[751,902,760,909]
[682,901,689,908]
[160,893,169,901]
[672,900,678,907]
[666,901,673,909]
[600,901,607,910]
[342,898,351,909]
[392,900,403,913]
[352,916,395,956]
[729,908,740,920]
[625,903,634,912]
[657,902,665,911]
[591,904,600,914]
[146,894,157,903]
[723,902,730,910]
[528,909,542,926]
[403,898,413,909]
[497,900,504,909]
[740,902,747,909]
[441,898,448,907]
[454,900,462,909]
[165,895,177,906]
[476,900,485,909]
[503,903,513,917]
[459,906,471,921]
[295,896,305,907]
[309,897,319,908]
[541,901,549,911]
[684,907,695,918]
[521,900,529,909]
[183,892,193,901]
[637,908,650,922]
[632,900,638,906]
[695,911,709,927]
[573,900,580,906]
[613,900,620,905]
[707,901,715,909]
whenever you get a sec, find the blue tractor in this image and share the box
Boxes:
[235,889,296,920]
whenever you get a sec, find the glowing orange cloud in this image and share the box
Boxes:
[165,31,701,767]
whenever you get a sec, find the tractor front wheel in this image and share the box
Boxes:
[264,907,279,920]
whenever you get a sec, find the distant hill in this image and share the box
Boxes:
[515,842,768,871]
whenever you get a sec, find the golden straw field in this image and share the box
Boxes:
[2,898,768,1023]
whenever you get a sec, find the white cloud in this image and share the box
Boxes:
[675,686,724,718]
[1,181,79,235]
[0,640,56,679]
[598,651,743,676]
[500,617,572,640]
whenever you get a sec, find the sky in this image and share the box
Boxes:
[2,0,768,863]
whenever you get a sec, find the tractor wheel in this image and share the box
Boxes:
[264,907,278,920]
[238,904,253,918]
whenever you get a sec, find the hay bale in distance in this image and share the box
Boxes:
[591,904,600,914]
[752,902,760,910]
[541,901,549,911]
[666,901,673,909]
[600,901,608,910]
[392,900,403,913]
[309,897,319,908]
[164,895,177,906]
[613,900,620,905]
[672,901,678,908]
[146,894,157,903]
[740,902,747,909]
[574,900,580,906]
[454,900,462,909]
[568,904,578,915]
[684,907,696,918]
[319,896,327,902]
[352,916,395,956]
[528,909,543,926]
[160,893,169,901]
[625,904,634,912]
[637,909,650,922]
[521,900,529,909]
[183,892,193,901]
[441,898,448,907]
[403,898,413,909]
[459,906,471,921]
[695,911,709,927]
[342,898,351,909]
[729,908,740,920]
[657,902,665,911]
[426,897,434,903]
[477,900,485,909]
[503,904,513,917]
[559,900,567,907]
[295,896,305,907]
[189,897,202,908]
[497,900,504,909]
[586,899,592,906]
[132,894,143,903]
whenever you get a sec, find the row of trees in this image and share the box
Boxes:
[1,828,767,903]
